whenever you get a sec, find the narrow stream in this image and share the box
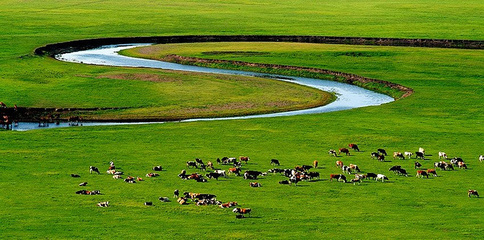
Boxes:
[12,44,393,131]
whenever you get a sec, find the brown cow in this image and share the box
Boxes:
[336,161,344,168]
[349,144,360,152]
[339,148,350,156]
[313,160,319,169]
[427,169,438,177]
[416,170,429,178]
[240,156,250,163]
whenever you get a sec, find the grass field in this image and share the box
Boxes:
[1,0,483,239]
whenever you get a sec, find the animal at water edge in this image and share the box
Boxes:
[339,148,350,156]
[89,166,100,174]
[468,190,479,198]
[376,174,388,182]
[349,143,360,152]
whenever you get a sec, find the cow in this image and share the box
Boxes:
[268,168,284,174]
[377,149,388,156]
[271,159,280,166]
[244,171,263,180]
[79,182,88,186]
[354,174,366,180]
[405,152,413,159]
[313,160,319,169]
[427,169,437,177]
[113,175,122,179]
[159,197,170,202]
[295,166,305,172]
[416,170,429,178]
[71,174,80,178]
[195,158,204,165]
[351,178,361,185]
[220,202,238,208]
[365,173,377,180]
[378,155,385,162]
[335,174,347,183]
[330,174,345,182]
[137,176,143,181]
[207,161,214,170]
[342,165,352,174]
[199,163,207,171]
[336,160,344,168]
[393,152,405,160]
[395,168,408,177]
[349,143,360,152]
[144,202,153,206]
[174,189,179,198]
[240,156,250,163]
[438,152,448,159]
[233,208,251,216]
[328,149,338,157]
[376,174,388,182]
[177,197,187,205]
[206,172,222,180]
[97,201,109,207]
[250,182,261,187]
[302,165,313,171]
[458,161,468,169]
[124,176,136,183]
[468,190,479,198]
[228,167,241,176]
[146,173,159,177]
[339,148,350,156]
[414,161,422,169]
[89,166,100,174]
[153,166,163,171]
[389,165,402,172]
[371,152,380,159]
[307,172,320,180]
[418,147,425,155]
[213,170,226,177]
[279,180,291,185]
[186,161,197,168]
[349,164,360,173]
[479,155,484,163]
[415,152,425,160]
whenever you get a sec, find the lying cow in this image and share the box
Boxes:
[233,208,251,216]
[146,173,159,177]
[97,201,109,207]
[159,197,170,202]
[153,166,163,171]
[250,182,261,187]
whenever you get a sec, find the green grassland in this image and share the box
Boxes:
[1,0,484,239]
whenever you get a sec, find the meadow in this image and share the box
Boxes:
[0,0,483,239]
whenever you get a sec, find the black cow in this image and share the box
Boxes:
[206,172,222,180]
[144,202,153,206]
[414,161,422,169]
[153,166,163,171]
[378,149,388,156]
[389,165,402,172]
[244,171,263,180]
[307,172,320,180]
[186,161,197,168]
[415,152,425,160]
[71,174,80,178]
[268,168,284,174]
[174,189,179,198]
[395,168,408,176]
[365,173,377,180]
[371,152,380,159]
[270,159,280,166]
[302,165,313,171]
[79,182,87,186]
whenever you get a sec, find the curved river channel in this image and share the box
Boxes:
[13,44,393,131]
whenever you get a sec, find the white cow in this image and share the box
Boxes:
[97,201,109,207]
[213,170,226,177]
[439,152,448,159]
[479,155,484,163]
[376,174,388,182]
[404,152,413,159]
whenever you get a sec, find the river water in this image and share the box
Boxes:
[12,44,393,131]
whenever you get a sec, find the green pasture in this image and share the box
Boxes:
[0,0,483,239]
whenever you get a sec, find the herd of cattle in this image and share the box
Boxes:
[73,144,481,218]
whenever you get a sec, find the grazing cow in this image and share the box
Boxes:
[427,169,437,177]
[336,161,344,168]
[330,174,346,182]
[233,208,251,216]
[371,152,380,159]
[395,168,408,177]
[302,165,313,171]
[377,149,387,156]
[468,190,479,198]
[79,182,87,186]
[206,172,222,180]
[349,164,360,173]
[89,166,100,174]
[349,143,360,152]
[270,159,280,166]
[144,202,153,206]
[404,152,413,159]
[71,174,80,178]
[250,182,261,187]
[416,170,429,178]
[213,170,226,177]
[279,180,291,185]
[159,197,170,202]
[339,148,350,156]
[414,161,422,169]
[393,152,405,160]
[313,160,319,169]
[244,171,263,180]
[174,189,179,198]
[479,155,484,163]
[365,173,377,180]
[307,172,320,180]
[415,152,425,160]
[418,147,425,155]
[146,173,159,177]
[268,168,284,174]
[195,158,204,165]
[153,166,163,171]
[378,155,385,162]
[351,178,361,185]
[389,165,402,172]
[207,161,214,170]
[240,156,250,163]
[199,163,207,171]
[458,161,468,169]
[97,201,109,207]
[376,174,388,182]
[186,161,197,168]
[124,176,136,183]
[354,174,366,180]
[228,167,241,176]
[337,175,347,183]
[342,165,352,174]
[328,149,338,157]
[438,152,448,159]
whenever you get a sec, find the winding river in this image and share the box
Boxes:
[12,44,393,131]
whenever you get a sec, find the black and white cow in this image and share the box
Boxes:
[89,166,100,174]
[270,159,280,166]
